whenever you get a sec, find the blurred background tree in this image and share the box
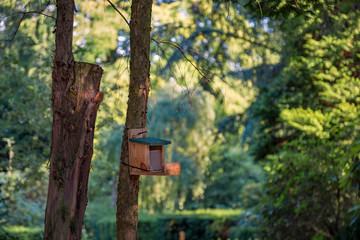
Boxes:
[246,0,360,238]
[0,0,54,226]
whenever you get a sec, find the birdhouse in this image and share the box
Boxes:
[128,128,181,176]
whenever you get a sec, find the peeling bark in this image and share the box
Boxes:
[43,0,103,239]
[116,0,153,239]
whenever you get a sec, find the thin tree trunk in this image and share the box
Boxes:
[6,139,13,177]
[116,0,153,239]
[43,0,103,239]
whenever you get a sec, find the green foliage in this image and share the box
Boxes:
[157,212,256,240]
[0,0,313,237]
[0,0,53,225]
[0,168,47,226]
[88,124,122,201]
[204,143,263,208]
[85,207,254,240]
[0,225,90,240]
[139,87,216,211]
[246,1,360,238]
[157,216,213,240]
[260,139,358,239]
[0,226,43,240]
[280,108,330,138]
[85,213,157,240]
[84,0,267,213]
[243,0,337,18]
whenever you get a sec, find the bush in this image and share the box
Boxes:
[85,211,157,240]
[157,216,216,240]
[0,226,43,240]
[85,208,257,240]
[157,209,257,240]
[0,225,89,240]
[0,209,257,239]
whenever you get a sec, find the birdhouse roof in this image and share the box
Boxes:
[129,137,171,146]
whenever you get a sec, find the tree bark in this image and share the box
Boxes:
[116,0,153,239]
[43,0,103,239]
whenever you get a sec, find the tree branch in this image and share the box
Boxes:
[106,0,130,28]
[151,38,207,80]
[151,37,221,98]
[0,0,54,43]
[1,13,26,43]
[3,11,56,20]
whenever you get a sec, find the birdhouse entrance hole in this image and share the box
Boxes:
[149,145,162,170]
[127,128,181,176]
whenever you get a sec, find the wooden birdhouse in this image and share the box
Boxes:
[128,128,181,176]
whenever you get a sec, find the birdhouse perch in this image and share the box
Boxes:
[128,128,181,176]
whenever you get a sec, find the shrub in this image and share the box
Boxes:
[85,208,257,240]
[0,225,43,240]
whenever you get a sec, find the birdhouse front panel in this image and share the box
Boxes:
[129,142,150,171]
[128,128,149,175]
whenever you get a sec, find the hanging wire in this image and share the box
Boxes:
[136,131,147,136]
[121,130,164,172]
[120,161,162,172]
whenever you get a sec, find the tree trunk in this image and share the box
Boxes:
[43,0,103,239]
[116,0,153,239]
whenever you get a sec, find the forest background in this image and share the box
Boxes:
[0,0,359,239]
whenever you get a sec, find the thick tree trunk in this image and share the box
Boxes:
[116,0,153,239]
[43,0,103,239]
